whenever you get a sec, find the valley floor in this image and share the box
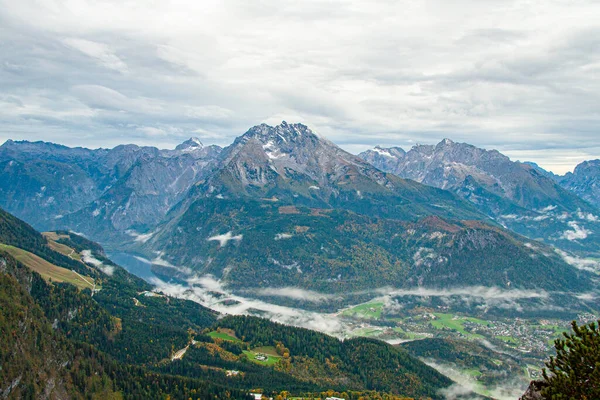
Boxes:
[111,251,600,400]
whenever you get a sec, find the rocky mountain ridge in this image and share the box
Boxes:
[1,124,598,300]
[359,139,600,256]
[557,159,600,209]
[0,137,222,241]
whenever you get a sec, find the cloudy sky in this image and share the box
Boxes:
[1,0,598,173]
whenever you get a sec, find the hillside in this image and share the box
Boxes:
[0,207,460,399]
[0,138,222,242]
[144,197,593,296]
[0,250,251,399]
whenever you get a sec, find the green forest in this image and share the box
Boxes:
[0,206,458,399]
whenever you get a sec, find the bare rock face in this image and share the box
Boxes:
[519,380,547,400]
[0,138,222,243]
[559,159,600,209]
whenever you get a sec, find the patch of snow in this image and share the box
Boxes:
[262,140,275,150]
[309,185,320,190]
[92,209,101,217]
[207,231,243,247]
[274,233,293,241]
[266,150,285,160]
[81,250,114,276]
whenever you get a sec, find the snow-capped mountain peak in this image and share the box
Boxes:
[175,137,204,151]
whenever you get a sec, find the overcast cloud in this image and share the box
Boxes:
[1,0,599,173]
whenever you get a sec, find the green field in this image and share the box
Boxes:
[352,327,384,337]
[496,335,519,344]
[464,317,493,327]
[464,368,483,377]
[392,327,429,340]
[208,330,242,342]
[0,243,95,291]
[430,313,484,339]
[251,346,280,356]
[342,302,384,319]
[243,348,281,366]
[43,232,82,260]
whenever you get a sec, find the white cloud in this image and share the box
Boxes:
[577,210,599,222]
[126,229,156,243]
[150,275,348,335]
[81,249,114,275]
[556,249,600,273]
[1,0,600,172]
[63,38,128,73]
[560,221,592,241]
[254,287,335,302]
[207,231,243,247]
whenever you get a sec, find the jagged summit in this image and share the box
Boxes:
[359,139,600,256]
[239,121,318,144]
[368,145,406,159]
[175,137,203,151]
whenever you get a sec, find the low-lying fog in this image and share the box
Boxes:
[110,252,599,400]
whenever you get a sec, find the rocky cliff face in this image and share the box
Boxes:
[0,138,222,243]
[359,140,600,256]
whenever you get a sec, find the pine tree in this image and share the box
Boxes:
[542,320,600,399]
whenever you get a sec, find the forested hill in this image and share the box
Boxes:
[0,206,465,399]
[0,250,251,399]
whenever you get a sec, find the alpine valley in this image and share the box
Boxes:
[2,123,600,399]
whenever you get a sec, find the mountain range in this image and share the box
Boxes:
[0,123,598,301]
[359,140,600,257]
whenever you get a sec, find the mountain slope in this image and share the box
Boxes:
[558,159,600,209]
[139,124,593,296]
[169,123,483,225]
[359,140,600,256]
[0,138,222,243]
[0,206,461,399]
[145,198,593,294]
